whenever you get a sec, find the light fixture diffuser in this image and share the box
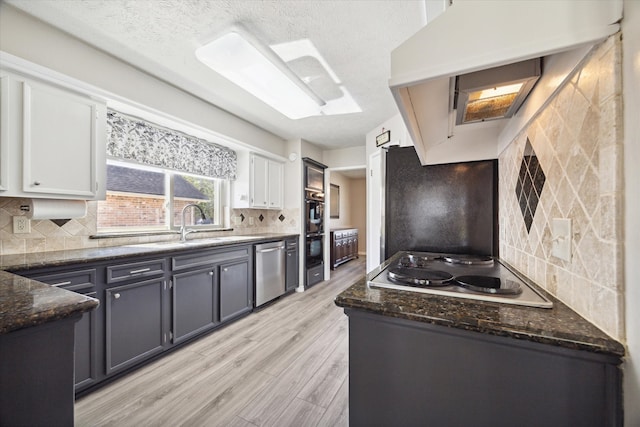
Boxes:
[196,30,324,119]
[454,59,541,125]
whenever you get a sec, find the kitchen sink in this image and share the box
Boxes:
[129,238,225,249]
[128,235,264,250]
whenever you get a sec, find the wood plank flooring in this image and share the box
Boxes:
[75,257,365,427]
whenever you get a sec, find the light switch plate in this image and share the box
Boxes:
[552,218,571,261]
[13,216,31,234]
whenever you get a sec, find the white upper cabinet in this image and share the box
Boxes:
[0,70,106,200]
[249,154,283,210]
[267,160,283,209]
[251,154,269,208]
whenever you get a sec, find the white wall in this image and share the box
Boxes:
[328,172,353,229]
[365,113,412,269]
[301,139,324,163]
[323,146,366,169]
[0,3,286,157]
[351,178,366,254]
[623,0,640,423]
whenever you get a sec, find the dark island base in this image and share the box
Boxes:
[0,315,79,427]
[346,309,622,427]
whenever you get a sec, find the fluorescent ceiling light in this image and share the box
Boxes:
[196,30,324,119]
[196,29,361,119]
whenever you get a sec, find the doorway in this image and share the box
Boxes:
[324,167,366,278]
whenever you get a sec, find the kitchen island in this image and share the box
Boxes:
[335,252,625,427]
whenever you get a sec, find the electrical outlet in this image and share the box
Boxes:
[13,216,31,234]
[552,218,571,261]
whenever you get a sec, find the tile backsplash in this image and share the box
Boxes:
[0,196,299,255]
[499,35,624,340]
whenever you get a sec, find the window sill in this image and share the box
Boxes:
[90,228,234,239]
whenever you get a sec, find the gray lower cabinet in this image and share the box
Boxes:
[219,259,251,322]
[172,266,218,344]
[171,246,252,336]
[72,288,98,390]
[10,239,291,396]
[285,238,299,292]
[18,268,99,392]
[346,309,622,427]
[105,277,166,374]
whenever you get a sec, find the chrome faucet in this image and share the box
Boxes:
[180,203,206,242]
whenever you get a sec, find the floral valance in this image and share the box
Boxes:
[106,110,237,180]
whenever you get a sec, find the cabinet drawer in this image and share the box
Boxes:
[106,259,165,284]
[286,238,298,249]
[307,264,324,287]
[172,247,249,271]
[31,268,96,293]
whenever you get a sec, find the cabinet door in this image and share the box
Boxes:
[268,160,283,209]
[251,154,268,208]
[22,79,102,198]
[106,278,165,374]
[220,259,251,322]
[286,248,299,291]
[172,267,218,344]
[74,294,98,391]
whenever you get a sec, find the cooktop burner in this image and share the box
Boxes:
[368,251,552,308]
[387,266,453,287]
[398,254,440,268]
[455,275,522,295]
[442,254,494,265]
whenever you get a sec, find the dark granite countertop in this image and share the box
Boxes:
[0,233,298,271]
[0,233,297,335]
[335,252,625,358]
[0,270,98,334]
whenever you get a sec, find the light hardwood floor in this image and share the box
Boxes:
[75,257,365,427]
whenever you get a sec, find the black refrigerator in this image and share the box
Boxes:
[384,146,498,259]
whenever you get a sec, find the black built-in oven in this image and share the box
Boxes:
[305,190,324,235]
[306,234,324,267]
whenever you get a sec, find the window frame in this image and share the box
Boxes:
[97,159,227,234]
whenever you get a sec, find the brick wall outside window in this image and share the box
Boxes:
[97,194,205,228]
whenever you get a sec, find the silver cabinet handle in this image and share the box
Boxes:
[129,267,151,274]
[33,181,41,186]
[52,281,72,287]
[113,293,121,299]
[313,273,320,277]
[223,268,228,272]
[209,271,214,276]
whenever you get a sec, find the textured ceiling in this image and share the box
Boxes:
[6,0,427,150]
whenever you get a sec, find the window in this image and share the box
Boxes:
[97,161,227,233]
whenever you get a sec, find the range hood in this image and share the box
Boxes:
[389,0,622,165]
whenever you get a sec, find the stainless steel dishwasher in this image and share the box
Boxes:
[255,241,286,307]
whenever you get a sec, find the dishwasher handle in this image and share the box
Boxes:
[256,246,285,253]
